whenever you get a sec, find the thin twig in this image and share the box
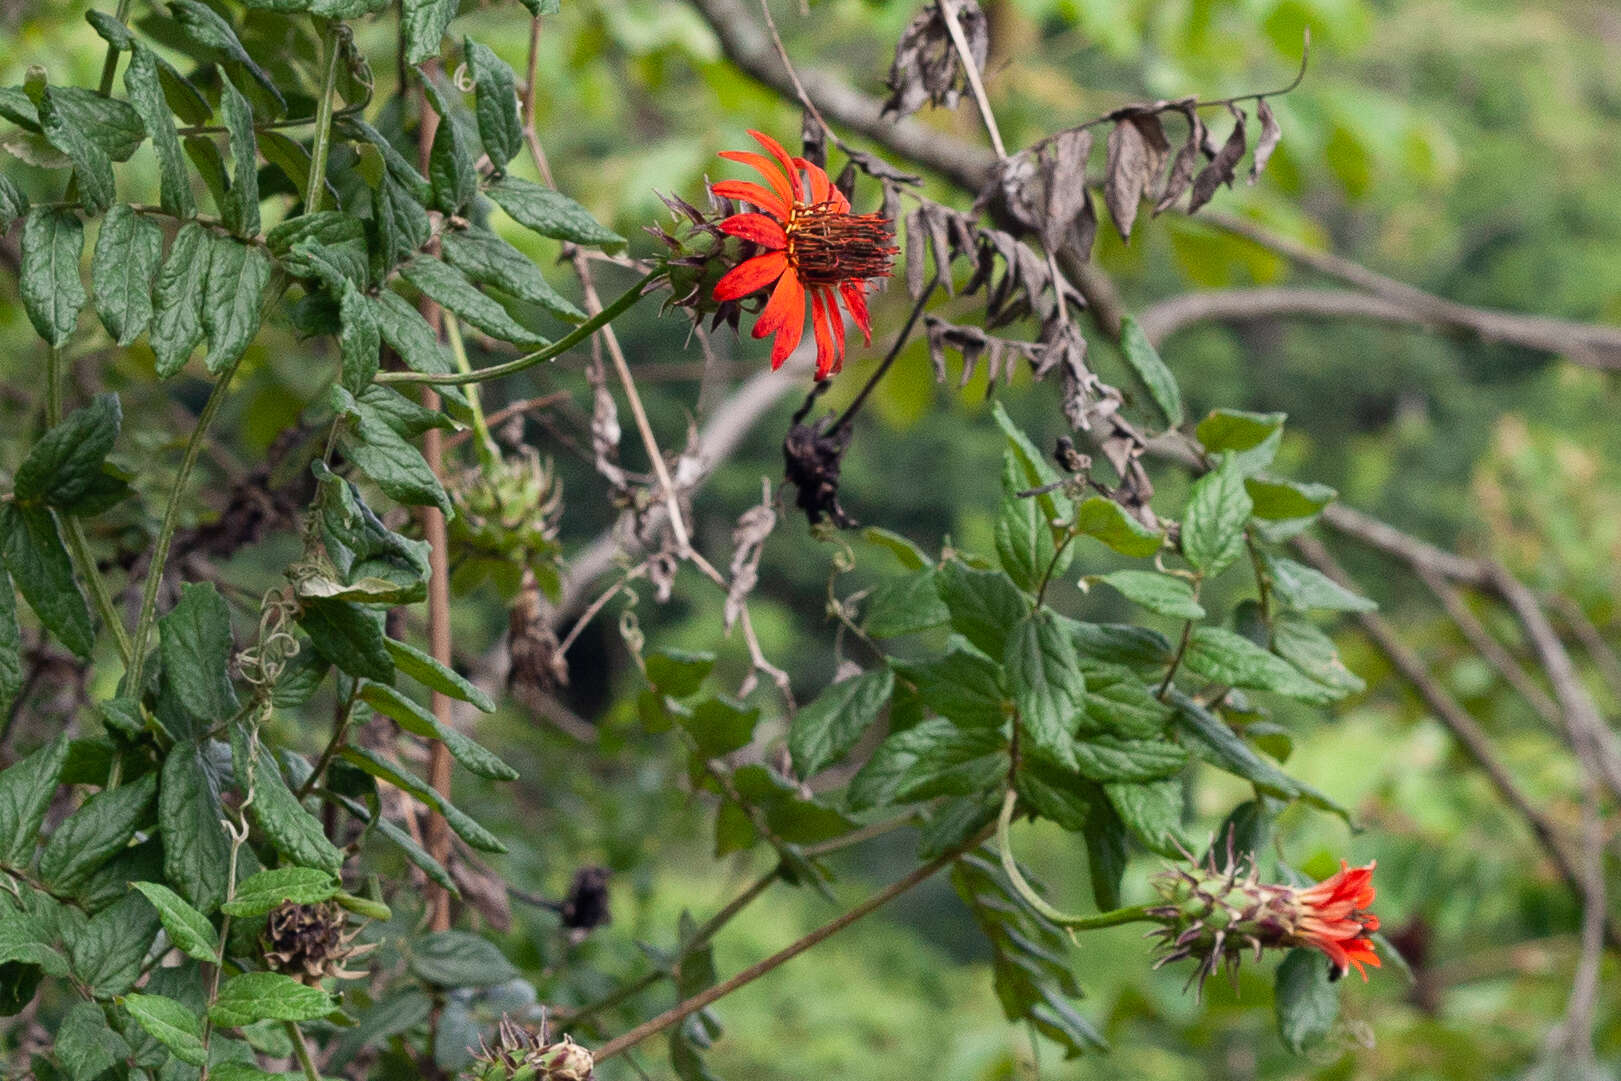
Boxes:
[830,276,938,434]
[938,0,1006,159]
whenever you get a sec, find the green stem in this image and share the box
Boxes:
[94,0,133,96]
[298,691,356,800]
[304,18,343,215]
[63,518,133,666]
[45,345,63,425]
[375,270,661,387]
[442,313,499,469]
[285,1021,321,1081]
[995,788,1155,931]
[1156,616,1196,700]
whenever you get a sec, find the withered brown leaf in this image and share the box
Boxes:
[1188,104,1247,214]
[1249,97,1281,183]
[1041,128,1093,255]
[1155,104,1205,214]
[1104,113,1170,242]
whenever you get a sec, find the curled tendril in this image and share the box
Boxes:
[239,588,302,689]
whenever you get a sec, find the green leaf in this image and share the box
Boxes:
[326,790,457,896]
[14,393,121,508]
[644,647,715,697]
[38,773,157,893]
[129,881,217,963]
[210,972,335,1027]
[19,207,86,347]
[359,680,519,781]
[464,38,522,171]
[1069,619,1174,672]
[338,277,381,392]
[158,744,231,913]
[863,568,950,638]
[339,117,430,201]
[43,87,144,163]
[1183,627,1338,704]
[895,647,1008,729]
[231,724,345,875]
[0,504,93,659]
[90,206,163,346]
[400,257,548,346]
[221,866,339,918]
[0,173,28,233]
[37,89,116,215]
[789,667,894,777]
[371,289,459,381]
[994,453,1061,593]
[168,0,284,111]
[1171,694,1350,821]
[1076,658,1172,738]
[847,718,1008,811]
[202,235,271,374]
[355,384,454,439]
[150,221,210,377]
[1118,315,1184,427]
[936,561,1027,658]
[218,72,259,236]
[0,576,21,714]
[57,999,129,1080]
[299,598,394,682]
[1005,611,1084,771]
[385,637,496,711]
[1071,735,1187,782]
[520,0,561,13]
[0,734,68,867]
[338,416,453,514]
[1245,475,1337,520]
[1271,614,1365,698]
[267,212,368,285]
[1101,778,1183,856]
[1082,794,1128,910]
[486,176,625,249]
[1275,948,1340,1053]
[861,526,931,570]
[1265,555,1376,613]
[403,0,458,64]
[441,227,585,321]
[1195,409,1284,454]
[681,695,759,758]
[1096,569,1204,620]
[409,929,519,987]
[424,85,477,215]
[1013,758,1090,830]
[371,171,434,276]
[159,582,240,725]
[123,993,207,1066]
[989,400,1073,530]
[1180,455,1252,576]
[1073,496,1163,557]
[125,45,195,218]
[71,891,160,998]
[338,745,506,853]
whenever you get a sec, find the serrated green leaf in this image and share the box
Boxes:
[1071,735,1187,782]
[211,971,334,1027]
[338,413,452,514]
[1081,793,1127,910]
[1119,315,1183,427]
[371,289,458,381]
[989,400,1073,533]
[124,992,206,1065]
[338,277,381,392]
[1275,948,1340,1053]
[424,87,476,215]
[158,744,231,913]
[847,718,1008,811]
[681,695,759,758]
[220,866,338,918]
[1069,619,1174,672]
[20,207,86,347]
[0,173,29,234]
[385,636,496,711]
[71,891,160,998]
[1096,569,1204,620]
[0,504,93,659]
[359,680,519,781]
[0,734,69,868]
[896,647,1008,729]
[339,117,430,200]
[338,744,506,852]
[0,576,20,714]
[1195,408,1284,453]
[408,929,519,988]
[1074,496,1162,557]
[441,226,586,321]
[37,89,116,214]
[403,0,459,64]
[168,0,283,110]
[201,234,271,373]
[486,176,624,249]
[57,999,128,1079]
[267,213,368,285]
[184,133,230,217]
[1101,777,1183,855]
[150,221,210,376]
[1183,627,1337,704]
[1245,475,1337,520]
[130,881,217,962]
[863,568,950,638]
[1076,658,1171,738]
[91,206,163,345]
[995,453,1061,593]
[372,170,434,275]
[14,393,121,508]
[1180,455,1252,576]
[464,38,521,170]
[159,582,239,725]
[218,72,259,236]
[936,561,1027,658]
[861,526,931,570]
[1271,614,1365,697]
[1170,694,1350,821]
[298,598,394,682]
[356,384,453,439]
[38,773,156,893]
[790,667,893,777]
[1265,555,1376,613]
[1006,611,1083,770]
[644,647,715,697]
[400,256,548,346]
[231,724,344,875]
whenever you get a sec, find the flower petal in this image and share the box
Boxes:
[710,180,789,219]
[714,251,788,302]
[839,281,872,345]
[718,212,788,249]
[796,157,831,205]
[748,130,803,201]
[769,297,806,370]
[823,286,846,372]
[809,287,838,380]
[718,150,795,213]
[753,269,805,340]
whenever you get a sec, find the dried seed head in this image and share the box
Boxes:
[262,900,375,986]
[470,1017,595,1081]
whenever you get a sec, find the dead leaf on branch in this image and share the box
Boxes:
[725,480,777,634]
[1104,111,1171,242]
[882,0,990,121]
[1250,97,1281,183]
[1188,104,1247,213]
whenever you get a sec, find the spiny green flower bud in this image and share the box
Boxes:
[467,1018,595,1081]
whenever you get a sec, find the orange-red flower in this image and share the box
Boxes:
[1294,860,1381,980]
[710,131,898,380]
